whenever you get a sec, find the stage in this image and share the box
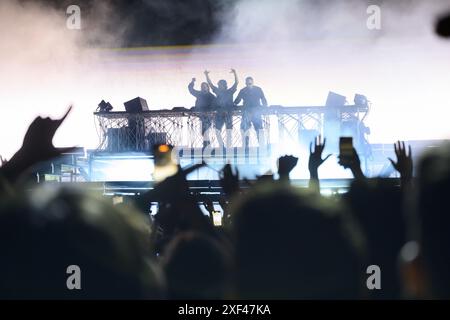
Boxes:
[33,101,448,186]
[42,139,446,184]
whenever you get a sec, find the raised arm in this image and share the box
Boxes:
[388,140,413,188]
[204,70,218,92]
[188,78,200,97]
[278,155,298,183]
[0,106,75,184]
[230,69,239,92]
[338,148,366,180]
[308,136,332,192]
[259,87,268,107]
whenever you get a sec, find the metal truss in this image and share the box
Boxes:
[94,105,368,152]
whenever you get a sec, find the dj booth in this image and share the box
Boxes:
[94,103,369,152]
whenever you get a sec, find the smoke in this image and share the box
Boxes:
[0,0,127,158]
[189,0,450,178]
[203,0,450,145]
[1,0,450,173]
[217,0,450,42]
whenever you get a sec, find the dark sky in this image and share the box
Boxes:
[25,0,233,47]
[20,0,450,46]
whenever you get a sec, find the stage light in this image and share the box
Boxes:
[97,100,113,112]
[89,155,154,181]
[325,92,347,107]
[354,94,368,107]
[158,144,170,153]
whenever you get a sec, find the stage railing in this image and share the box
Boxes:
[94,105,368,152]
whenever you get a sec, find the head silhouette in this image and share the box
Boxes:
[162,232,232,299]
[245,77,254,87]
[218,79,228,90]
[410,144,450,298]
[201,82,210,93]
[232,184,363,299]
[0,186,165,299]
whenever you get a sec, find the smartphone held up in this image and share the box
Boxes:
[339,137,353,168]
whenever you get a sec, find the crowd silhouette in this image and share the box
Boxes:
[0,106,449,300]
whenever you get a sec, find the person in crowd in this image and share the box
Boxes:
[231,183,365,299]
[339,141,412,299]
[0,187,165,299]
[345,179,406,299]
[2,97,450,302]
[162,232,232,299]
[400,143,450,299]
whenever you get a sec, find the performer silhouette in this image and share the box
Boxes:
[188,78,216,148]
[204,69,238,147]
[234,76,268,147]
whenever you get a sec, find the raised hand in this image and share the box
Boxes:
[230,69,236,74]
[219,163,240,197]
[278,155,298,181]
[388,141,413,181]
[338,147,365,180]
[204,70,210,76]
[0,106,75,183]
[308,136,331,176]
[19,106,75,165]
[191,77,196,82]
